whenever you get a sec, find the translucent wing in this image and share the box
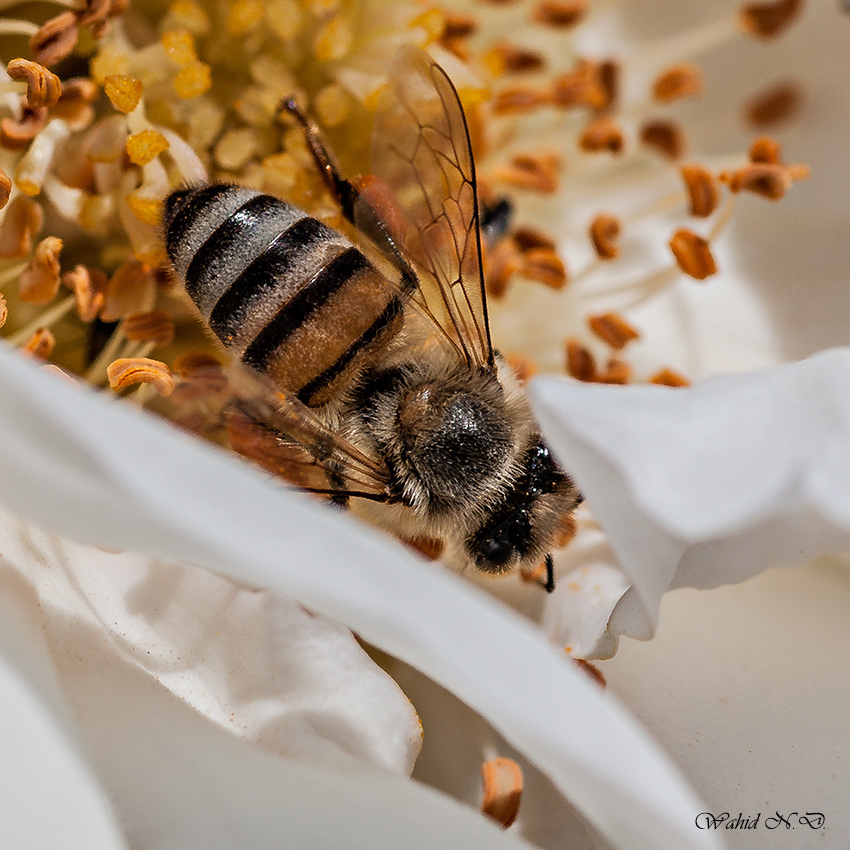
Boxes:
[222,364,392,503]
[369,45,494,371]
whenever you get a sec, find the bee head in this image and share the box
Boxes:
[466,438,581,575]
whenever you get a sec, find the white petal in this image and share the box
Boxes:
[0,561,546,850]
[531,348,850,645]
[543,516,631,660]
[0,512,420,774]
[0,567,127,850]
[0,349,718,850]
[602,556,849,840]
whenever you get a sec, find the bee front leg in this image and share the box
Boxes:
[279,99,360,224]
[279,99,420,295]
[543,553,556,594]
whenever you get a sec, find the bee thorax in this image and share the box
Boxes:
[351,364,519,518]
[398,384,513,505]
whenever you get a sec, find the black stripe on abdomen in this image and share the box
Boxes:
[208,216,336,345]
[296,297,403,405]
[242,247,369,372]
[164,184,233,264]
[183,194,293,304]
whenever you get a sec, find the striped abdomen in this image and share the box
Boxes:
[163,184,403,407]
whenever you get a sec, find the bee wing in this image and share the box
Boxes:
[222,364,392,501]
[368,45,495,371]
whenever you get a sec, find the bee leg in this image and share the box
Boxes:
[279,98,359,223]
[542,553,556,594]
[279,98,419,294]
[480,197,514,249]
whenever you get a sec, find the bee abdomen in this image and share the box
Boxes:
[164,184,402,407]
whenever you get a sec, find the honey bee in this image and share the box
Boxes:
[163,46,581,591]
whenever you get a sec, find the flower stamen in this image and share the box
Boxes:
[480,757,523,829]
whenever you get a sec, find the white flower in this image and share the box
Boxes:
[0,0,848,848]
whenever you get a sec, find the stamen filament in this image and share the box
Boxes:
[0,261,27,286]
[0,0,80,9]
[7,293,74,345]
[0,80,27,97]
[84,324,125,385]
[625,190,688,224]
[0,18,39,37]
[130,381,151,406]
[634,15,740,72]
[709,194,737,241]
[617,266,681,311]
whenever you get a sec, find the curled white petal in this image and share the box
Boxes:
[5,513,421,775]
[0,556,542,850]
[0,347,719,850]
[531,348,850,645]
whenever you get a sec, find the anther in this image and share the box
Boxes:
[521,247,567,289]
[749,136,781,164]
[533,0,586,28]
[652,63,703,102]
[29,12,79,67]
[493,153,560,193]
[550,62,606,110]
[107,357,175,396]
[680,164,720,218]
[493,84,549,114]
[20,236,62,304]
[650,367,690,387]
[481,758,523,828]
[589,214,621,260]
[7,59,61,109]
[739,0,803,39]
[639,120,687,160]
[487,42,545,75]
[565,338,597,382]
[104,75,144,113]
[745,81,800,126]
[722,163,791,200]
[573,659,606,688]
[588,312,640,349]
[63,265,106,322]
[22,327,55,359]
[122,309,175,347]
[669,228,717,280]
[597,357,631,384]
[579,117,624,154]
